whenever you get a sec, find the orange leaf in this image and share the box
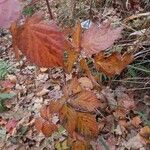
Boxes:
[65,50,79,73]
[10,13,65,67]
[72,20,82,52]
[139,126,150,144]
[59,105,77,136]
[77,112,99,138]
[34,117,44,132]
[42,121,57,137]
[69,90,100,112]
[71,140,88,150]
[81,22,122,56]
[94,52,134,77]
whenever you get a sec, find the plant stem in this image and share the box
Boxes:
[45,0,53,19]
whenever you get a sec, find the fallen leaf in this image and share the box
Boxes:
[36,88,49,97]
[42,121,57,137]
[78,77,93,89]
[94,52,134,77]
[5,119,17,133]
[139,126,150,144]
[59,105,77,136]
[81,22,123,56]
[69,90,100,112]
[40,105,51,120]
[77,112,99,138]
[10,13,65,67]
[131,116,142,127]
[101,87,117,110]
[71,140,88,150]
[34,117,44,132]
[0,0,21,28]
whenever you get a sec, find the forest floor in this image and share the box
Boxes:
[0,0,150,150]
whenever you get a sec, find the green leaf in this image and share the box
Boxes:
[0,128,6,141]
[0,93,15,100]
[0,93,15,112]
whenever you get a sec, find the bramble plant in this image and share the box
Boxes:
[0,0,149,149]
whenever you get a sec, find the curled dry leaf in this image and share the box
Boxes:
[10,13,65,67]
[77,112,99,138]
[59,105,77,136]
[139,126,150,144]
[69,90,100,112]
[94,52,134,77]
[81,23,123,56]
[0,0,21,28]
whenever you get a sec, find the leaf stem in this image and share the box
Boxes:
[45,0,53,19]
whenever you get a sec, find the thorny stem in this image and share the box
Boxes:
[45,0,53,19]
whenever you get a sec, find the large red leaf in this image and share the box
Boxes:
[81,22,123,56]
[0,0,21,28]
[11,13,65,67]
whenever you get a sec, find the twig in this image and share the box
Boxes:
[45,0,53,19]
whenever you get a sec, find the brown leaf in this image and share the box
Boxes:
[139,126,150,144]
[42,121,57,137]
[94,52,134,77]
[63,77,82,97]
[71,140,88,150]
[59,105,77,136]
[78,77,93,89]
[69,90,100,112]
[81,23,122,56]
[10,13,65,67]
[77,112,99,138]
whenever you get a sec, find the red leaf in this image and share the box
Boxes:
[0,0,21,28]
[10,13,65,67]
[5,119,17,133]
